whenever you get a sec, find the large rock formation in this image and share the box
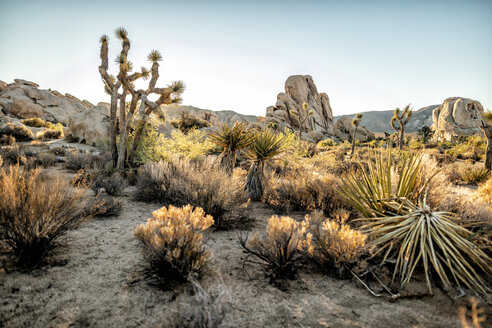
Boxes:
[0,79,109,144]
[265,75,335,141]
[431,97,485,140]
[334,117,374,141]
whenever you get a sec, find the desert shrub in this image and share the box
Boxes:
[461,167,490,185]
[20,117,54,128]
[0,123,34,141]
[87,197,123,218]
[64,134,80,143]
[179,278,232,328]
[131,126,216,163]
[263,167,349,217]
[48,146,68,156]
[36,152,56,168]
[0,145,27,166]
[478,178,492,207]
[279,129,313,167]
[65,152,110,172]
[0,165,86,268]
[36,129,63,140]
[239,215,310,280]
[134,205,214,283]
[135,157,247,226]
[0,134,16,145]
[171,112,211,133]
[304,210,366,273]
[92,173,125,196]
[317,138,336,148]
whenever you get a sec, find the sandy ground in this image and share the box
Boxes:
[0,183,491,328]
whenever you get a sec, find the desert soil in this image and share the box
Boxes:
[0,172,490,328]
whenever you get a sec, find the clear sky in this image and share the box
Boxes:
[1,0,491,117]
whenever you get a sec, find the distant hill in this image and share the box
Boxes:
[162,105,258,124]
[334,105,439,133]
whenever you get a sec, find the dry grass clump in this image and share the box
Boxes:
[179,278,232,328]
[92,173,126,196]
[86,197,123,218]
[65,152,109,172]
[0,134,16,145]
[48,146,68,156]
[263,167,349,216]
[36,152,56,168]
[461,167,490,185]
[36,129,63,140]
[0,145,27,166]
[478,178,492,207]
[135,157,247,227]
[240,215,310,280]
[134,205,214,283]
[304,211,366,273]
[0,165,86,268]
[0,123,34,141]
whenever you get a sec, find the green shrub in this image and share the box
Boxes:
[20,117,54,128]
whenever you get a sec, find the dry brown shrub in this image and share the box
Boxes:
[134,205,214,283]
[0,123,34,141]
[0,134,16,145]
[36,129,63,140]
[135,157,247,227]
[87,197,123,218]
[65,152,110,172]
[304,210,366,274]
[91,173,126,196]
[239,215,310,280]
[263,166,349,217]
[36,152,56,168]
[0,145,27,166]
[0,165,87,268]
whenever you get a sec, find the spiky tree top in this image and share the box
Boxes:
[352,113,363,127]
[390,105,412,130]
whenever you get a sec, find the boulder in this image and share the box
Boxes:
[0,80,7,92]
[9,98,44,118]
[265,75,335,140]
[14,79,39,88]
[431,97,485,141]
[334,117,374,141]
[68,106,110,146]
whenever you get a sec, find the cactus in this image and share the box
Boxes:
[390,104,412,150]
[350,113,363,158]
[98,28,185,169]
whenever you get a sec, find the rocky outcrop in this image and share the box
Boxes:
[265,75,335,141]
[334,117,374,141]
[0,79,110,145]
[68,105,110,146]
[159,105,221,126]
[0,79,92,124]
[431,97,485,141]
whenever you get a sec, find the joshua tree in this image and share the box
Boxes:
[390,104,412,150]
[209,122,251,174]
[480,111,492,169]
[289,102,314,139]
[98,28,185,169]
[245,129,284,201]
[350,113,363,158]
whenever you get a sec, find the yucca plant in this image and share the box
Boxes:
[208,122,251,173]
[339,148,423,218]
[360,197,492,295]
[462,167,490,185]
[245,129,284,201]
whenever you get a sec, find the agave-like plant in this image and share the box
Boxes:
[360,197,492,295]
[245,129,284,201]
[208,122,251,173]
[339,148,424,218]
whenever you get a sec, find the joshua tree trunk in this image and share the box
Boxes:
[220,149,235,174]
[481,122,492,169]
[109,87,120,167]
[116,93,139,170]
[246,161,264,201]
[350,127,358,158]
[399,126,405,150]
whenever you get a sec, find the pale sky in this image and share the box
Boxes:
[1,0,491,117]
